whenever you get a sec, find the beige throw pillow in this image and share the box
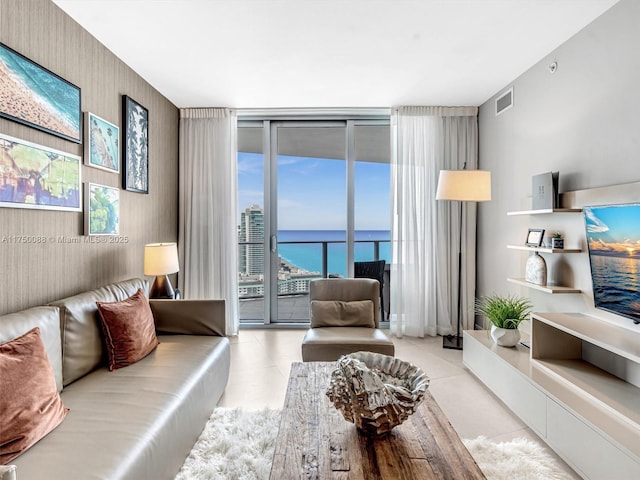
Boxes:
[310,300,375,328]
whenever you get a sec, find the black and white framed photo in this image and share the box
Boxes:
[525,228,545,247]
[122,95,148,193]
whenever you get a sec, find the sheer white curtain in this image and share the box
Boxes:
[390,106,478,338]
[178,108,239,335]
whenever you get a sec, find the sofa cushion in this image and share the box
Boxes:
[0,307,62,392]
[301,326,395,362]
[96,289,159,371]
[310,300,375,328]
[0,328,68,464]
[11,334,230,480]
[50,278,148,386]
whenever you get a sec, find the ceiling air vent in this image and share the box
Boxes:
[495,87,513,116]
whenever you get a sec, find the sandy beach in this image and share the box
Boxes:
[0,59,79,139]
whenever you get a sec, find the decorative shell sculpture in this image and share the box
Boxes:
[326,351,430,436]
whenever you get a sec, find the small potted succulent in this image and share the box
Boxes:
[475,294,532,347]
[551,232,564,249]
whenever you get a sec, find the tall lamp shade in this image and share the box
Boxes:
[144,243,179,299]
[436,169,491,350]
[436,170,491,202]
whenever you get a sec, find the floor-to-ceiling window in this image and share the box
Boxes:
[237,114,390,325]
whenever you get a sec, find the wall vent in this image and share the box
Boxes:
[495,87,514,116]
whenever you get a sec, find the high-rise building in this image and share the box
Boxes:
[238,205,265,275]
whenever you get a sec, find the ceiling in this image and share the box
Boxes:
[52,0,619,109]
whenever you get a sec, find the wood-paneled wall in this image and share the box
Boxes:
[0,0,179,315]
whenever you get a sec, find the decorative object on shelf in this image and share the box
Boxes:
[84,112,119,173]
[144,242,179,299]
[436,165,492,350]
[475,294,532,347]
[122,95,149,193]
[531,171,559,210]
[325,352,429,436]
[0,42,82,143]
[525,252,547,285]
[551,232,564,249]
[525,228,545,247]
[84,183,119,235]
[0,133,82,212]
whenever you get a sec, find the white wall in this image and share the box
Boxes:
[477,0,640,334]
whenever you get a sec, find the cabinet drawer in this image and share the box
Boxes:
[464,334,546,435]
[546,398,640,479]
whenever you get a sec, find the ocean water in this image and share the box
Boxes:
[590,254,640,321]
[278,230,390,277]
[0,46,80,135]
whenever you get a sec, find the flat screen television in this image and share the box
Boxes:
[584,203,640,324]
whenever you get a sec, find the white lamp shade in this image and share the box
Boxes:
[144,243,179,276]
[436,170,492,202]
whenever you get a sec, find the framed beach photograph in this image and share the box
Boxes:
[84,183,119,236]
[122,95,148,193]
[525,228,545,247]
[84,112,119,173]
[0,42,82,143]
[0,133,81,212]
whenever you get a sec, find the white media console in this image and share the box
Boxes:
[463,312,640,479]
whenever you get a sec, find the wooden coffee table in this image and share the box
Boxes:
[270,362,485,479]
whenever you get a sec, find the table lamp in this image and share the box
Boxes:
[144,242,179,299]
[436,167,491,350]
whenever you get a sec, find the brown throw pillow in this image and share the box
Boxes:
[96,288,159,371]
[310,300,375,328]
[0,327,69,464]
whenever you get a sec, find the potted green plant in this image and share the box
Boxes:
[475,294,532,347]
[551,232,564,249]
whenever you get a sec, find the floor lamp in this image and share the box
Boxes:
[436,167,491,350]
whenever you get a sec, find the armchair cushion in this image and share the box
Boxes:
[310,300,375,328]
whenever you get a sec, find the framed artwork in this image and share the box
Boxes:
[0,133,81,212]
[525,228,545,247]
[84,183,119,235]
[0,42,82,143]
[122,95,148,193]
[84,112,119,173]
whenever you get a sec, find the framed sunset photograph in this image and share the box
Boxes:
[84,112,119,173]
[0,42,82,143]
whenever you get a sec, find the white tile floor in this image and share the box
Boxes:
[218,328,581,479]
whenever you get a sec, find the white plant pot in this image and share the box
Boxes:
[490,325,521,347]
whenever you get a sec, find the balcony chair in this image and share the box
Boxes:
[301,278,395,362]
[354,259,386,320]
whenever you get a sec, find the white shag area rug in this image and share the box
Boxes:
[176,408,573,480]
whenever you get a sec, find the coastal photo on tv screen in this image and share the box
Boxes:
[584,203,640,323]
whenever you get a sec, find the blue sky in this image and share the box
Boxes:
[237,152,390,230]
[585,204,640,257]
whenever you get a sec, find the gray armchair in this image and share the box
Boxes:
[301,278,395,362]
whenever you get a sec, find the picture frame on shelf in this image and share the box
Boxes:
[122,95,148,193]
[0,133,81,212]
[84,183,119,236]
[0,42,82,143]
[525,228,545,247]
[84,112,119,173]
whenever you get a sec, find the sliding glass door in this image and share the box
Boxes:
[237,117,390,325]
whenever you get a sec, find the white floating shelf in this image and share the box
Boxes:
[507,208,583,216]
[507,245,582,253]
[507,278,581,294]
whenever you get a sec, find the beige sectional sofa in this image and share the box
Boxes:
[0,278,230,480]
